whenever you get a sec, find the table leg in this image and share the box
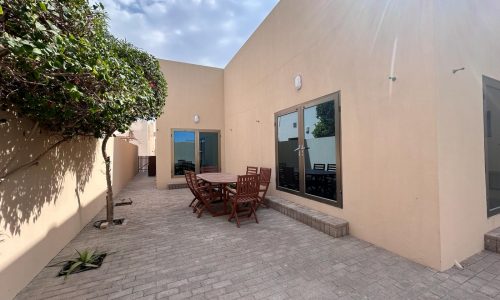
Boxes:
[212,183,230,217]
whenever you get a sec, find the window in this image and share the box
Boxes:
[171,129,220,176]
[275,92,342,207]
[484,76,500,217]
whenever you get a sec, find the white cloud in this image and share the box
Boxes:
[96,0,278,68]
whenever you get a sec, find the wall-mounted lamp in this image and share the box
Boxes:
[294,74,302,91]
[193,114,200,124]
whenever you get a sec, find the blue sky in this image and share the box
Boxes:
[98,0,279,68]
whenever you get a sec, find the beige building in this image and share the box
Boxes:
[116,120,156,157]
[156,0,500,271]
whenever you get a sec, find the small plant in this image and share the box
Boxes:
[58,249,106,278]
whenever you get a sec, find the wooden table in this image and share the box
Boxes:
[197,173,237,216]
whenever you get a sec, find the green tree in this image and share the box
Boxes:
[0,0,167,223]
[312,101,335,138]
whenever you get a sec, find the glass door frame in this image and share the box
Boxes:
[274,92,343,208]
[171,128,221,177]
[483,75,500,217]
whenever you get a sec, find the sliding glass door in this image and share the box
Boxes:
[199,131,219,173]
[484,76,500,217]
[172,129,220,176]
[275,92,342,207]
[276,110,300,192]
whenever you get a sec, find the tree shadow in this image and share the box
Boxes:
[0,112,97,236]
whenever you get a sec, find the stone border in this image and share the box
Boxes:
[266,196,349,238]
[485,228,500,253]
[168,183,188,190]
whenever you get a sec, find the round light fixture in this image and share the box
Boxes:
[193,114,200,124]
[294,74,302,91]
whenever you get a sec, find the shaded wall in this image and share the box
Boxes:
[0,115,139,299]
[156,60,225,188]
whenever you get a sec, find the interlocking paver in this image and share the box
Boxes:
[13,174,500,300]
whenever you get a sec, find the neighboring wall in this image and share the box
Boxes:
[156,60,225,189]
[113,138,139,194]
[0,115,138,299]
[224,0,442,269]
[433,1,500,269]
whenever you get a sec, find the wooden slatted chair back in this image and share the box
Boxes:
[257,167,272,209]
[236,174,260,198]
[246,166,259,175]
[185,171,196,193]
[259,167,271,184]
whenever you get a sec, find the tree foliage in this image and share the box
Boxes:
[0,0,167,222]
[0,0,167,138]
[312,101,335,138]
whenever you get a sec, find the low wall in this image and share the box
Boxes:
[113,138,139,195]
[0,115,138,299]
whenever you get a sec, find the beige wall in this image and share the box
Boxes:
[156,60,225,189]
[118,120,156,156]
[224,0,442,269]
[222,0,500,271]
[0,114,139,299]
[433,1,500,269]
[152,0,500,271]
[113,138,139,194]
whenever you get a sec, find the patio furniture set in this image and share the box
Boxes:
[185,166,272,227]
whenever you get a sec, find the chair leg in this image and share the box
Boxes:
[252,202,259,224]
[234,203,241,228]
[228,201,236,222]
[189,197,196,207]
[197,205,205,218]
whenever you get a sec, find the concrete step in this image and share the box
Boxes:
[485,227,500,253]
[266,196,349,238]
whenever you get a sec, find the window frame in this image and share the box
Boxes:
[483,75,500,217]
[171,128,221,178]
[274,91,343,208]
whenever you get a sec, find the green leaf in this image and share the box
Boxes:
[0,5,3,15]
[39,2,47,12]
[35,21,46,31]
[32,48,42,55]
[64,261,83,279]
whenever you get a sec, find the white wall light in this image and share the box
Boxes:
[193,114,200,124]
[294,74,302,91]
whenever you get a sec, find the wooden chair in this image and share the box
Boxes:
[185,171,199,208]
[246,166,259,175]
[327,164,336,172]
[186,172,217,218]
[200,165,218,173]
[313,163,326,170]
[227,174,260,228]
[257,167,271,209]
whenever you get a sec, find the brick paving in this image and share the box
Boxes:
[15,174,500,300]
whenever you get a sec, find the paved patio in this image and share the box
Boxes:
[15,174,500,300]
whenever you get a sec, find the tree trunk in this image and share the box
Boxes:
[102,134,113,223]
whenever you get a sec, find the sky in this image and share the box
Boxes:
[98,0,279,68]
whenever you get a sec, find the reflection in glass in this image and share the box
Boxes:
[304,101,336,200]
[485,77,500,215]
[173,131,195,175]
[277,111,300,191]
[199,132,219,173]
